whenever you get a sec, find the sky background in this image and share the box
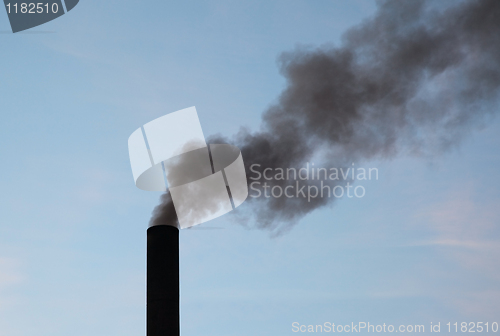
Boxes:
[1,0,500,335]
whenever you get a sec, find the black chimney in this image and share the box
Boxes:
[147,225,180,336]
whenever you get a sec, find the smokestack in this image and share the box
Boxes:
[131,110,247,335]
[147,225,180,336]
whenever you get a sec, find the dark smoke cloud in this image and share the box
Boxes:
[150,192,179,227]
[151,0,500,234]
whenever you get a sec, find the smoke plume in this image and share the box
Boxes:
[150,0,500,234]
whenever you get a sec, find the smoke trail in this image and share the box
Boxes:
[150,192,179,227]
[151,0,500,234]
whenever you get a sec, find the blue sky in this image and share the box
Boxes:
[1,1,499,335]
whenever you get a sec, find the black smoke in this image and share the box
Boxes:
[150,192,179,227]
[150,0,500,234]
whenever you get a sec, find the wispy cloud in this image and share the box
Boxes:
[405,185,500,317]
[0,257,24,314]
[0,258,23,290]
[450,290,500,320]
[412,184,500,249]
[408,239,500,249]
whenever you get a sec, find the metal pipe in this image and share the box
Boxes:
[147,225,180,336]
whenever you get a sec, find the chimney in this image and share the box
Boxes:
[147,225,180,336]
